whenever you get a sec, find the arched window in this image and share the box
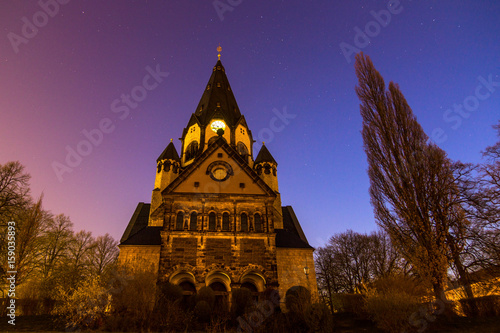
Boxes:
[255,165,262,175]
[222,212,230,231]
[241,213,248,232]
[237,142,249,157]
[163,160,171,172]
[176,212,184,230]
[190,212,197,231]
[254,213,262,232]
[209,212,216,231]
[185,141,199,161]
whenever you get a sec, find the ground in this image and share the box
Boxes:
[1,314,499,332]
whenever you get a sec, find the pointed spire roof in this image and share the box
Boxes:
[193,59,242,127]
[255,143,277,165]
[157,140,180,162]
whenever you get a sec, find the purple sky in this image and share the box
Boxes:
[1,1,499,248]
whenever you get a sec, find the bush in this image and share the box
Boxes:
[364,289,421,333]
[231,288,253,319]
[459,295,500,317]
[52,276,111,331]
[18,299,39,316]
[156,281,183,304]
[197,286,216,309]
[106,268,157,331]
[363,275,427,333]
[335,293,366,317]
[285,286,311,314]
[195,300,212,323]
[304,302,334,332]
[149,281,191,332]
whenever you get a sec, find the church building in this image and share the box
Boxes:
[118,50,317,307]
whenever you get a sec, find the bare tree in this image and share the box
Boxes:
[452,121,500,279]
[64,230,96,289]
[39,214,74,279]
[315,229,403,302]
[4,196,51,285]
[354,53,464,302]
[0,161,30,218]
[89,233,119,276]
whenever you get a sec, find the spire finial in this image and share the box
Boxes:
[262,141,265,145]
[170,138,173,142]
[217,44,222,60]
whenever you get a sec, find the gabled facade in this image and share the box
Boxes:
[118,56,317,308]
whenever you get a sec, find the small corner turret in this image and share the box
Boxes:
[254,143,278,191]
[151,139,180,219]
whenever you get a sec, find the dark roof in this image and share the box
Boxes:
[190,59,242,128]
[276,206,313,249]
[120,203,151,243]
[254,144,277,165]
[157,141,180,162]
[120,226,162,246]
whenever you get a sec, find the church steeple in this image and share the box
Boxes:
[192,59,242,128]
[180,49,253,167]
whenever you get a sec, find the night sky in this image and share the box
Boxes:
[1,1,499,248]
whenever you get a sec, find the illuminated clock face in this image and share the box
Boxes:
[210,120,226,133]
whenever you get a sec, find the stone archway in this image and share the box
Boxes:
[206,271,231,312]
[169,270,197,297]
[240,271,266,303]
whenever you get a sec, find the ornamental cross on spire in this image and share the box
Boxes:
[217,44,222,60]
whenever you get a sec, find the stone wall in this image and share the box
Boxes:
[276,248,318,305]
[118,245,161,272]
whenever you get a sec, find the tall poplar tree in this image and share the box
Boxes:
[354,53,459,302]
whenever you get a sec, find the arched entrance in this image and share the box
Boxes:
[241,281,259,303]
[209,281,229,311]
[169,270,197,306]
[240,271,266,303]
[205,271,231,312]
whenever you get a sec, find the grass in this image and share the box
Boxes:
[0,314,499,332]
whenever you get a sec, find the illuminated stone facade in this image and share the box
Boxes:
[118,57,318,306]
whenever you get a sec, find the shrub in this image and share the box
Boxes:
[106,268,157,331]
[285,286,311,314]
[149,281,191,331]
[197,286,216,308]
[335,293,366,317]
[364,289,421,333]
[52,276,111,331]
[363,275,427,333]
[18,298,39,316]
[231,288,253,319]
[156,280,183,304]
[304,302,334,332]
[149,299,194,332]
[459,295,500,317]
[195,300,212,323]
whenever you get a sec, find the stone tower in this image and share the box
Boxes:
[118,52,317,308]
